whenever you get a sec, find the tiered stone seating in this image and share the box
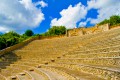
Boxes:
[0,28,120,80]
[48,29,120,80]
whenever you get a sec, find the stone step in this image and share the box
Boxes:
[8,75,20,80]
[70,50,120,56]
[91,42,120,46]
[13,55,61,59]
[13,61,50,66]
[14,61,48,64]
[19,58,57,61]
[0,74,7,80]
[13,62,41,67]
[56,57,120,67]
[3,55,21,58]
[74,45,120,53]
[15,71,33,80]
[95,40,120,45]
[65,52,120,58]
[39,67,76,80]
[14,51,63,54]
[85,43,120,49]
[87,40,120,46]
[0,67,23,77]
[5,57,21,60]
[0,62,11,69]
[43,66,105,80]
[10,64,50,80]
[27,71,47,80]
[49,63,120,80]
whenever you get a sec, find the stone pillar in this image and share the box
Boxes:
[78,30,83,36]
[103,23,110,31]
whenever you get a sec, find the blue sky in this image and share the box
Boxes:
[0,0,120,34]
[33,0,89,34]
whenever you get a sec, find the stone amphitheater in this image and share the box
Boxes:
[0,27,120,80]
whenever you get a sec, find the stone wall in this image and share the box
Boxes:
[67,28,84,37]
[67,24,110,37]
[97,24,109,31]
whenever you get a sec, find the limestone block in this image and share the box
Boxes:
[98,24,109,31]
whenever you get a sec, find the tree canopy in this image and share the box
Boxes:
[0,31,20,50]
[0,30,35,50]
[24,30,34,36]
[109,15,120,26]
[43,26,66,36]
[98,15,120,26]
[98,19,109,25]
[0,27,67,50]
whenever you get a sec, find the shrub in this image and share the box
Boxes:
[24,30,34,36]
[44,26,66,36]
[110,15,120,26]
[98,19,109,25]
[98,15,120,26]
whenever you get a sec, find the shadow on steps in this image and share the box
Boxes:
[0,52,21,70]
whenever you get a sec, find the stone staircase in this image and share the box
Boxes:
[0,28,120,80]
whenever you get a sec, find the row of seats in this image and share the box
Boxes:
[0,28,120,80]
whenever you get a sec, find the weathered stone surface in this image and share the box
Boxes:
[67,23,110,37]
[0,26,120,80]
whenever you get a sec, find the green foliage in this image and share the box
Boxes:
[0,31,20,50]
[0,30,35,50]
[44,26,66,36]
[0,36,6,50]
[34,34,40,37]
[98,15,120,26]
[3,31,20,38]
[98,19,109,25]
[109,15,120,26]
[24,30,34,36]
[18,35,28,43]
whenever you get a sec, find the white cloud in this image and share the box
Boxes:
[87,0,120,24]
[50,2,87,29]
[0,26,10,33]
[35,1,48,8]
[78,18,91,27]
[0,0,45,33]
[79,22,86,27]
[87,0,113,10]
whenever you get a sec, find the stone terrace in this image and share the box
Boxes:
[0,28,120,80]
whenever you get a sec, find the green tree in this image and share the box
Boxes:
[46,26,66,36]
[0,31,20,50]
[24,30,34,36]
[0,36,6,50]
[110,15,120,26]
[98,19,109,25]
[3,31,20,47]
[3,31,20,37]
[98,15,120,26]
[59,26,66,34]
[0,30,36,50]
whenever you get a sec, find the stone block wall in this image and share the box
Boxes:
[67,24,110,37]
[97,24,109,31]
[67,28,84,37]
